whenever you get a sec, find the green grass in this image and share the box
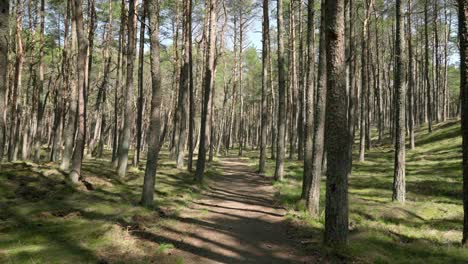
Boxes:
[0,151,218,263]
[243,120,468,263]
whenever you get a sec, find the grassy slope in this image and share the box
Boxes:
[0,152,217,263]
[243,120,468,263]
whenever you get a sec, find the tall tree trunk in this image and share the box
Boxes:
[303,0,320,215]
[176,0,192,169]
[459,0,468,246]
[297,0,305,161]
[112,0,126,167]
[60,0,78,171]
[117,0,137,177]
[238,11,245,157]
[259,0,269,174]
[135,2,145,165]
[70,0,89,183]
[392,0,406,203]
[187,0,194,171]
[195,0,217,182]
[323,0,350,246]
[274,0,286,181]
[141,0,162,207]
[51,0,70,162]
[0,0,9,161]
[288,0,298,160]
[408,0,415,150]
[425,0,433,133]
[9,0,24,162]
[95,0,113,158]
[359,0,373,162]
[33,0,46,162]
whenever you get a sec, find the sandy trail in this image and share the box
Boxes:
[158,157,315,264]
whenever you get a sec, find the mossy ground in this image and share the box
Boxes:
[242,120,468,263]
[0,151,218,263]
[1,121,467,263]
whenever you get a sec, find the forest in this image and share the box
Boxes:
[1,0,468,263]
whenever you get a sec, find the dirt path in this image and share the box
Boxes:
[159,158,315,264]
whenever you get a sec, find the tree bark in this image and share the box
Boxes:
[9,0,24,162]
[117,0,137,177]
[135,2,145,165]
[32,0,46,162]
[408,0,415,150]
[69,0,89,183]
[392,0,406,203]
[323,0,350,246]
[141,0,162,207]
[425,0,433,133]
[259,0,269,174]
[176,0,192,169]
[0,0,9,161]
[195,0,217,182]
[61,0,78,172]
[274,0,286,181]
[459,0,468,246]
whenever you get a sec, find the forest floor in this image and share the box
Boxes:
[0,152,315,263]
[242,120,468,263]
[1,120,468,263]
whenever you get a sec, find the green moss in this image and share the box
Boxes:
[0,151,207,263]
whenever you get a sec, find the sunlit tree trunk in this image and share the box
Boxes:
[117,0,137,177]
[69,0,89,183]
[274,0,286,181]
[141,0,162,207]
[176,0,192,169]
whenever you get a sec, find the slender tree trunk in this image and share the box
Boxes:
[135,2,145,165]
[392,0,406,203]
[323,0,350,246]
[408,0,415,150]
[297,0,305,161]
[187,2,194,171]
[0,0,9,161]
[141,0,162,207]
[69,0,89,183]
[51,0,69,162]
[95,0,113,158]
[288,0,298,160]
[195,0,217,182]
[32,0,46,162]
[112,0,126,167]
[259,0,269,174]
[176,0,192,169]
[9,0,24,162]
[274,0,286,181]
[117,0,137,177]
[459,0,468,246]
[359,1,373,162]
[425,0,433,133]
[304,0,321,216]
